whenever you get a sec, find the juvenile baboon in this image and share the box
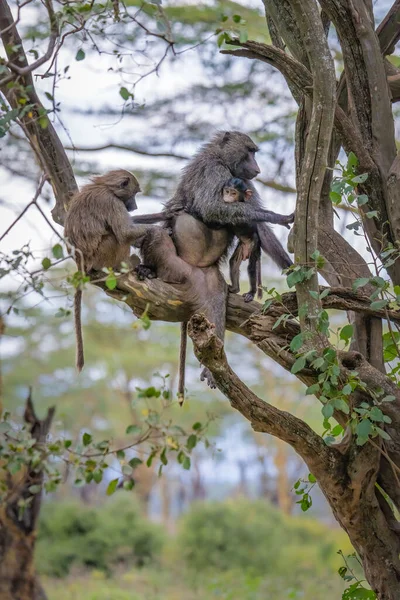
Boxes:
[132,131,293,386]
[64,170,152,372]
[222,177,262,303]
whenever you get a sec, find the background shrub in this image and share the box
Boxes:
[36,495,165,576]
[175,499,352,576]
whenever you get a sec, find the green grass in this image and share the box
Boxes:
[43,566,346,600]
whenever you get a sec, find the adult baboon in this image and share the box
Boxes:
[65,170,154,372]
[133,131,293,385]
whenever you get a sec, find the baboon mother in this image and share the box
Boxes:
[134,131,293,385]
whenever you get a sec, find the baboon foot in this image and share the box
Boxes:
[243,291,255,303]
[200,367,216,389]
[135,264,156,280]
[228,284,240,294]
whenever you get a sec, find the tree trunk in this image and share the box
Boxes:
[0,393,54,600]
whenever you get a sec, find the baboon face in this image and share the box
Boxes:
[222,177,252,204]
[92,169,141,212]
[223,186,241,203]
[218,131,260,180]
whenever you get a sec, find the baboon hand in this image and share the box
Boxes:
[135,264,157,280]
[200,367,216,389]
[242,291,255,303]
[283,213,295,229]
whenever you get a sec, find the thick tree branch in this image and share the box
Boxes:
[221,42,373,170]
[377,0,400,56]
[187,314,336,471]
[290,0,336,339]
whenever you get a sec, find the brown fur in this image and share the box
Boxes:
[64,170,150,372]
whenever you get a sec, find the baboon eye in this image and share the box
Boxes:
[120,178,129,188]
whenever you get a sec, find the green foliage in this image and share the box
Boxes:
[43,566,347,600]
[36,496,165,576]
[176,499,350,577]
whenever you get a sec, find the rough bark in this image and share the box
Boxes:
[0,393,54,600]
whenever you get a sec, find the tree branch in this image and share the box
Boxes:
[0,0,77,224]
[187,313,336,471]
[290,0,336,339]
[377,0,400,56]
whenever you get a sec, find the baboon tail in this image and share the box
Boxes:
[257,223,292,271]
[131,212,166,224]
[257,258,263,300]
[75,288,84,372]
[178,321,187,406]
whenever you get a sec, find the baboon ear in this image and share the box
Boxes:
[221,132,231,145]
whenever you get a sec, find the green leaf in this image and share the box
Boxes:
[291,356,306,374]
[160,450,168,467]
[351,173,368,184]
[369,407,384,422]
[105,274,117,290]
[232,14,241,23]
[28,484,42,494]
[217,33,227,48]
[333,398,350,414]
[186,434,197,451]
[322,403,334,419]
[370,299,388,310]
[340,324,354,343]
[119,86,131,101]
[308,473,316,483]
[192,422,202,431]
[129,457,143,468]
[122,464,133,476]
[182,455,191,470]
[356,419,372,439]
[52,244,64,259]
[300,493,312,511]
[82,432,92,446]
[320,288,330,300]
[290,333,303,353]
[375,426,391,441]
[64,439,72,448]
[41,257,51,270]
[365,211,378,219]
[353,278,370,290]
[126,424,141,435]
[106,478,119,495]
[346,152,358,170]
[312,357,325,370]
[306,383,320,396]
[93,470,103,484]
[75,49,85,61]
[329,190,342,204]
[116,450,125,460]
[331,425,344,437]
[357,194,369,206]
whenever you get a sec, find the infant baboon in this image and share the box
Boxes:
[222,177,262,303]
[64,169,150,372]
